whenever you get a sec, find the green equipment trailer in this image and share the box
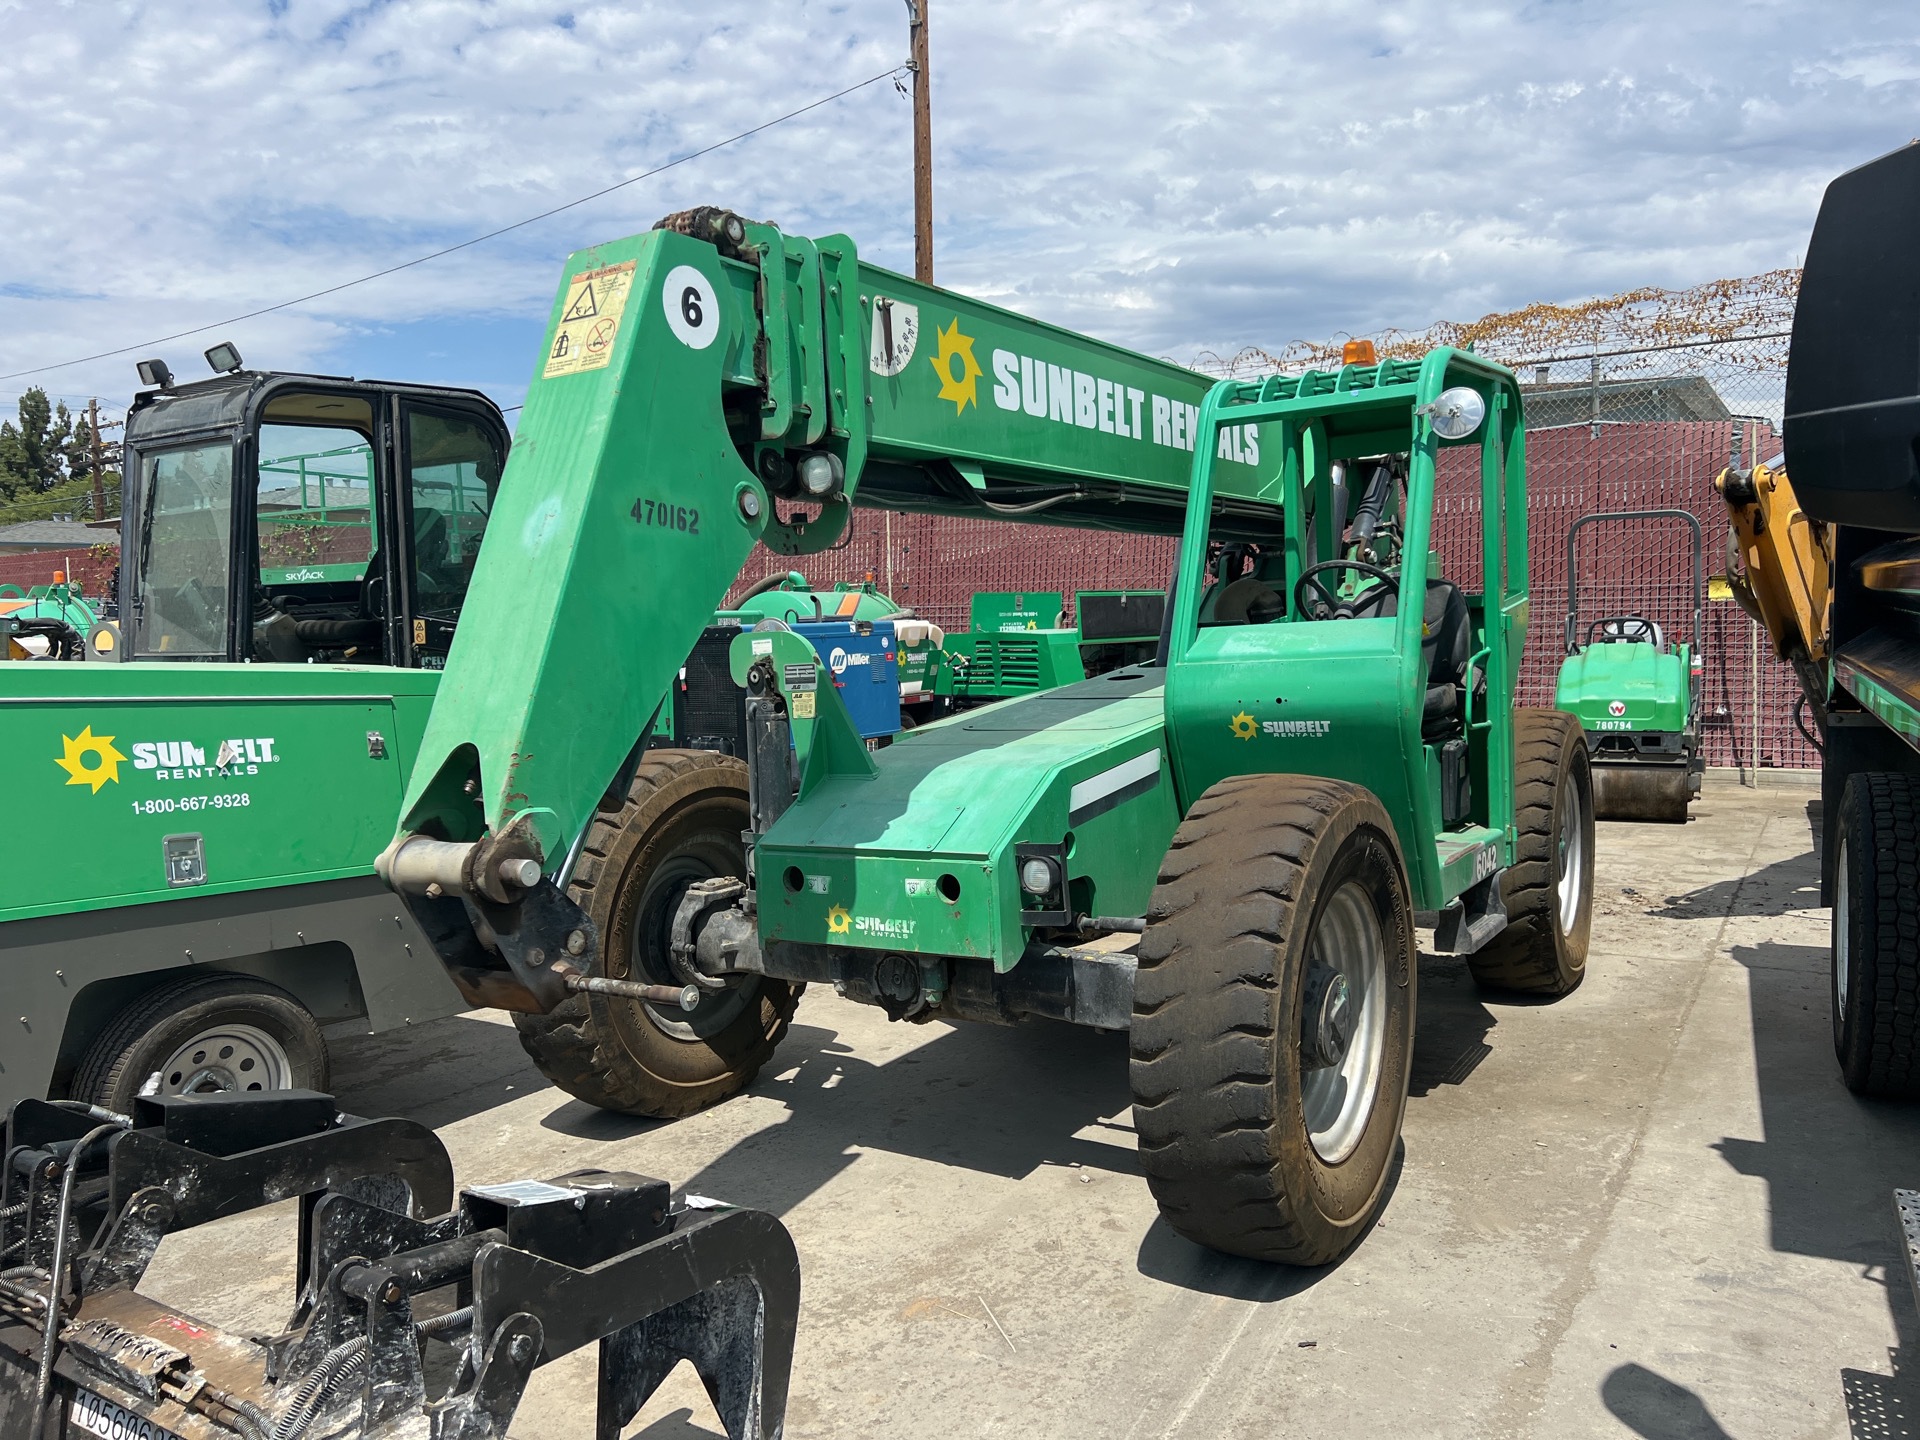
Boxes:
[376,206,1596,1264]
[0,367,516,1111]
[929,588,1164,708]
[1,573,101,660]
[1552,508,1704,822]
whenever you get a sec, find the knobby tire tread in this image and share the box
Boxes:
[1467,709,1591,996]
[513,749,799,1118]
[1839,773,1920,1097]
[1131,774,1410,1264]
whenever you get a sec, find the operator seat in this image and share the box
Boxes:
[1346,578,1474,739]
[1593,614,1664,648]
[1211,575,1285,626]
[1417,582,1474,740]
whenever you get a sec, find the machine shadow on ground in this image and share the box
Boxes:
[1409,951,1501,1094]
[1648,853,1824,920]
[327,942,1516,1309]
[1718,922,1920,1437]
[657,1016,1140,1223]
[328,1011,549,1129]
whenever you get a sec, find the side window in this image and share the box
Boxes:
[257,424,376,587]
[135,441,235,657]
[407,409,502,623]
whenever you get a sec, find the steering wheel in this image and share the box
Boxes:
[1293,559,1400,621]
[1588,614,1659,646]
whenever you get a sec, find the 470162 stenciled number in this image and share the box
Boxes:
[631,498,699,535]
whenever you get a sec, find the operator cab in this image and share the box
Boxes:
[119,362,507,668]
[1196,448,1476,742]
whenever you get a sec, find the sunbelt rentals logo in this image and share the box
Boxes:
[55,726,126,793]
[55,726,281,794]
[909,306,1260,465]
[930,318,983,414]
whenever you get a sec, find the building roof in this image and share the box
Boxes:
[258,481,371,513]
[0,519,119,551]
[1520,373,1732,428]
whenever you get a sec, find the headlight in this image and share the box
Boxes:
[799,452,845,497]
[1020,857,1057,894]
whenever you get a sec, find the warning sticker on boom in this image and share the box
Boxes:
[544,260,637,378]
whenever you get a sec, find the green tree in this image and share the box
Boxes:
[0,388,78,499]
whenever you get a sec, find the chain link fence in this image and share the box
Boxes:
[730,275,1812,776]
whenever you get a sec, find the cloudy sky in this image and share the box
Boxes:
[0,0,1912,418]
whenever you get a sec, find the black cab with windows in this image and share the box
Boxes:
[119,370,508,670]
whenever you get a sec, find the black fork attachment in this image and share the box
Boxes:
[0,1090,798,1439]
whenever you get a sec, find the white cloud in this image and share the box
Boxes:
[0,0,1910,409]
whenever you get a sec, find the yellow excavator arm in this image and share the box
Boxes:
[1716,457,1832,720]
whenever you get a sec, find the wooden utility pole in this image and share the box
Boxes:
[87,397,106,522]
[908,0,933,283]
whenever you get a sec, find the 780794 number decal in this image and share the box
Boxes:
[631,498,699,535]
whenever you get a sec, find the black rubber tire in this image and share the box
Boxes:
[1468,709,1595,996]
[1831,773,1920,1097]
[72,975,329,1114]
[513,749,801,1118]
[1130,774,1416,1265]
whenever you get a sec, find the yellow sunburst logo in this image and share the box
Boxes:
[55,725,127,792]
[1229,712,1257,741]
[826,903,852,935]
[929,318,982,414]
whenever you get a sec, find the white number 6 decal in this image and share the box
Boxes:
[663,265,720,350]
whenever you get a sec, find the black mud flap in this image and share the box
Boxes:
[1433,869,1509,955]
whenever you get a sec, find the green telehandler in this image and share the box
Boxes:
[1552,508,1704,822]
[377,207,1596,1264]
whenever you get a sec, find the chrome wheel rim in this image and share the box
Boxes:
[1834,835,1850,1013]
[1556,770,1589,935]
[154,1023,292,1095]
[1301,882,1388,1164]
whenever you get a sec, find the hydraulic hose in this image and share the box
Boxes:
[272,1335,369,1440]
[736,570,808,602]
[36,1124,123,1420]
[1351,462,1394,542]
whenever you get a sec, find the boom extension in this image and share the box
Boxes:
[379,208,1265,1003]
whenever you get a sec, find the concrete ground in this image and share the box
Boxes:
[142,778,1920,1439]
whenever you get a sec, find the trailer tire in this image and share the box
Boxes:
[1468,709,1594,996]
[73,975,328,1113]
[1131,774,1416,1265]
[1831,773,1920,1098]
[514,749,800,1118]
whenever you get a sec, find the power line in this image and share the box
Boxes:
[2,62,908,384]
